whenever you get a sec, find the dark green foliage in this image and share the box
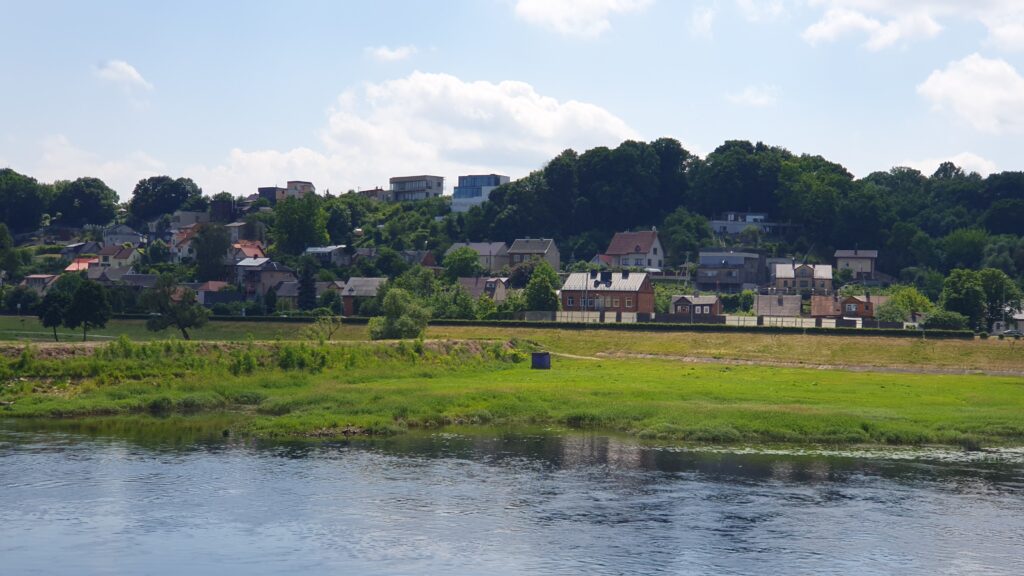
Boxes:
[192,224,231,281]
[524,260,560,311]
[0,169,49,232]
[37,290,71,341]
[369,288,429,340]
[921,309,970,331]
[297,264,317,311]
[443,246,483,280]
[273,195,329,255]
[65,280,112,341]
[50,177,118,227]
[127,176,203,224]
[4,285,41,314]
[940,269,987,330]
[139,275,209,340]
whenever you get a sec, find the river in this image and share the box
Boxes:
[2,421,1023,575]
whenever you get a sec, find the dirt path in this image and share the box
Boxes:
[589,351,1024,378]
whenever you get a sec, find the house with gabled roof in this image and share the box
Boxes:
[601,229,664,270]
[560,270,654,317]
[20,274,58,296]
[753,294,802,317]
[834,249,879,281]
[445,242,509,274]
[772,263,832,294]
[64,257,98,273]
[457,277,510,304]
[669,295,723,322]
[274,280,346,309]
[235,258,296,297]
[341,277,387,316]
[508,238,560,270]
[96,245,140,269]
[811,294,889,319]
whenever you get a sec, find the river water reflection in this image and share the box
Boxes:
[2,421,1023,575]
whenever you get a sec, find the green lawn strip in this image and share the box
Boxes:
[4,338,1023,448]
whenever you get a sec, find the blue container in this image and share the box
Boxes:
[531,352,551,370]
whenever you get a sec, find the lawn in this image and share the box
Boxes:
[2,338,1023,448]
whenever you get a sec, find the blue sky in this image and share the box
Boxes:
[2,0,1023,200]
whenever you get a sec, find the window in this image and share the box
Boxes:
[846,304,858,313]
[567,296,574,307]
[703,306,710,314]
[647,259,652,266]
[625,297,633,308]
[653,247,658,255]
[612,298,620,307]
[634,258,643,266]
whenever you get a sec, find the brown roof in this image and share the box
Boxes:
[671,295,719,308]
[605,231,658,256]
[754,294,802,317]
[810,295,842,317]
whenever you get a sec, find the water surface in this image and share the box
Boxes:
[2,421,1022,575]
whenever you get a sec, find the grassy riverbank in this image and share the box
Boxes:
[1,316,1021,374]
[2,338,1023,448]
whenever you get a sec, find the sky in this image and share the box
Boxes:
[1,0,1023,200]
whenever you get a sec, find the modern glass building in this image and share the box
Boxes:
[451,174,510,212]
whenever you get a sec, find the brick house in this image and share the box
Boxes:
[811,294,889,318]
[560,271,654,316]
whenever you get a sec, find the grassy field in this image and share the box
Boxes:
[2,337,1023,448]
[1,316,1021,374]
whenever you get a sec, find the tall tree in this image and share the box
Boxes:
[443,246,483,280]
[37,290,71,341]
[127,176,203,224]
[140,275,210,340]
[273,195,329,254]
[297,264,317,311]
[65,280,112,341]
[524,260,560,311]
[0,168,50,232]
[977,268,1023,329]
[50,177,118,227]
[192,224,231,281]
[939,269,986,330]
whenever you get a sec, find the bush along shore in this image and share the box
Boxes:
[2,337,1023,449]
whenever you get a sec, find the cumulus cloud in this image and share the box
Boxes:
[726,84,781,107]
[34,135,165,199]
[690,5,716,39]
[902,152,998,177]
[917,53,1024,133]
[189,71,639,195]
[95,60,154,91]
[803,1,1024,50]
[365,45,418,61]
[514,0,652,38]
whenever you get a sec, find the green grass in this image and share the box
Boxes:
[0,316,355,342]
[2,336,1023,448]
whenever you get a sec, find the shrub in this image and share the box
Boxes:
[922,309,970,331]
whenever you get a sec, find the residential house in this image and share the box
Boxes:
[170,210,210,230]
[401,250,438,268]
[273,280,346,309]
[560,270,655,317]
[508,238,560,270]
[356,187,391,202]
[457,277,510,304]
[102,224,145,247]
[834,249,879,281]
[64,257,98,273]
[451,174,509,212]
[389,175,444,202]
[708,212,783,236]
[96,245,140,269]
[86,266,133,286]
[209,196,236,223]
[753,294,802,317]
[170,226,199,263]
[120,274,160,290]
[811,294,889,319]
[695,250,763,293]
[304,245,348,267]
[772,263,833,294]
[601,229,665,270]
[229,240,266,263]
[235,258,296,297]
[341,277,387,316]
[258,186,286,205]
[60,241,103,260]
[225,222,247,243]
[445,242,510,274]
[20,274,57,296]
[669,295,723,322]
[284,180,315,200]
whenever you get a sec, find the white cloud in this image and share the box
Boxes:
[690,5,716,39]
[902,152,998,177]
[803,1,1024,51]
[917,53,1024,134]
[34,135,166,199]
[189,71,639,195]
[365,45,418,61]
[95,60,154,91]
[726,84,780,107]
[514,0,652,38]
